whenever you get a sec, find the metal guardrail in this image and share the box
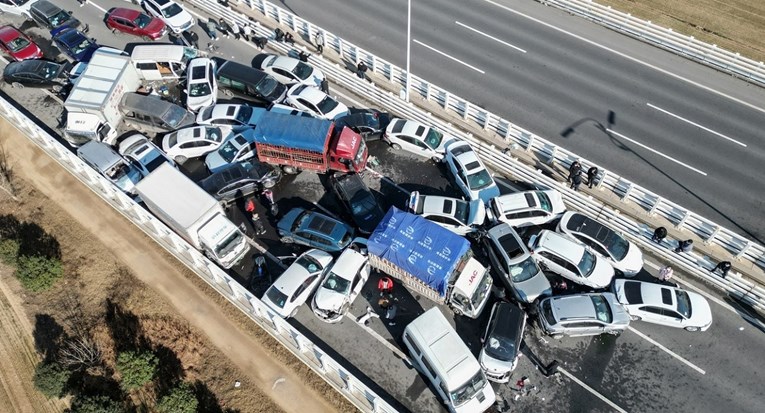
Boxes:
[0,96,398,413]
[189,0,765,313]
[539,0,765,87]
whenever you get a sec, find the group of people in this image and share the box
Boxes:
[204,18,269,49]
[567,161,598,192]
[651,226,733,279]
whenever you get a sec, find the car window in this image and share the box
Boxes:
[321,272,350,294]
[509,256,541,283]
[290,275,318,303]
[675,290,692,318]
[295,254,324,273]
[273,67,293,79]
[527,210,548,218]
[640,306,665,315]
[577,250,597,277]
[590,295,613,323]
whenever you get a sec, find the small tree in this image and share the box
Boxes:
[15,254,63,292]
[33,361,71,398]
[0,238,18,264]
[60,336,102,371]
[116,350,158,390]
[157,382,198,413]
[69,394,123,413]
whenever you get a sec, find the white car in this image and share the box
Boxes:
[612,279,713,331]
[528,230,614,289]
[204,129,257,173]
[161,125,232,164]
[489,190,566,228]
[118,133,175,176]
[185,58,217,112]
[312,243,370,323]
[261,249,334,319]
[443,140,500,204]
[285,84,348,120]
[408,191,485,236]
[252,53,324,87]
[196,104,266,127]
[383,118,448,160]
[557,212,644,276]
[142,0,194,34]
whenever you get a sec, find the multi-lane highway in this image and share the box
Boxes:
[276,0,765,244]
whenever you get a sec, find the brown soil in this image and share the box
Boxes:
[0,118,351,412]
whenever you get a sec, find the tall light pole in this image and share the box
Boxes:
[405,0,411,102]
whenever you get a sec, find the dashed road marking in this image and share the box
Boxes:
[647,103,747,147]
[606,129,708,176]
[455,21,527,53]
[557,367,628,413]
[413,39,485,74]
[628,327,706,375]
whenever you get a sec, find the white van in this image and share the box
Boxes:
[402,308,495,413]
[0,0,33,18]
[130,45,202,81]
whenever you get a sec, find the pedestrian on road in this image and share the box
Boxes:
[206,18,218,41]
[587,166,599,188]
[570,171,583,191]
[189,31,200,49]
[297,50,310,62]
[652,226,667,244]
[218,18,231,39]
[320,79,329,94]
[230,20,241,40]
[567,160,581,183]
[357,61,368,80]
[315,31,324,54]
[711,261,732,278]
[241,23,252,41]
[658,265,674,282]
[254,36,268,50]
[674,239,694,253]
[274,27,284,42]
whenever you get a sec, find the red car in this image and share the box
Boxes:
[106,8,166,40]
[0,26,43,61]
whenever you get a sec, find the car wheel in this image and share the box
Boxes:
[608,330,622,337]
[281,165,299,175]
[684,326,700,332]
[223,89,233,97]
[452,307,463,316]
[630,315,642,321]
[289,308,299,318]
[262,179,276,189]
[390,143,402,150]
[174,155,187,165]
[431,156,441,163]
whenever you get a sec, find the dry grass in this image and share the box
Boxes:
[595,0,765,62]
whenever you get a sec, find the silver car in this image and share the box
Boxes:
[537,293,630,338]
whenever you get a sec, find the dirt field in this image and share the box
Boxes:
[596,0,765,63]
[0,119,351,412]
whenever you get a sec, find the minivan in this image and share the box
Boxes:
[214,58,287,105]
[29,0,79,30]
[130,44,201,81]
[402,308,495,413]
[76,140,143,195]
[120,92,195,134]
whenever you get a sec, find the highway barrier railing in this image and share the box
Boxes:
[189,0,765,314]
[0,96,398,413]
[537,0,765,87]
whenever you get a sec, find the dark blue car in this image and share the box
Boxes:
[51,26,99,62]
[277,208,354,253]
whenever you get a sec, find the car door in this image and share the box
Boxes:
[291,274,319,307]
[271,67,296,84]
[637,306,671,326]
[349,262,370,303]
[297,97,319,116]
[144,1,160,19]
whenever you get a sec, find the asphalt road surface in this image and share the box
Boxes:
[2,1,765,412]
[271,0,765,246]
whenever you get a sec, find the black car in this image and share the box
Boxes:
[198,160,282,205]
[330,172,384,234]
[214,57,287,105]
[478,302,527,383]
[29,0,80,31]
[336,109,391,140]
[2,59,71,89]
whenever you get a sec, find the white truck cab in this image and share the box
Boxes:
[196,214,249,268]
[449,257,493,319]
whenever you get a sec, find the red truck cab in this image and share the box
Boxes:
[330,125,368,173]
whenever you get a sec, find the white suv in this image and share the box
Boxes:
[489,190,566,228]
[142,0,194,34]
[528,230,614,289]
[443,140,499,204]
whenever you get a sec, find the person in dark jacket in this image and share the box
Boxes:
[674,239,694,253]
[570,171,583,191]
[587,166,599,188]
[652,227,667,244]
[711,261,732,278]
[567,160,581,183]
[357,61,368,79]
[274,27,284,42]
[320,79,329,94]
[218,18,231,38]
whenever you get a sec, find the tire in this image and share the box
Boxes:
[630,315,642,321]
[390,143,401,150]
[452,307,463,316]
[608,330,622,337]
[174,155,187,165]
[685,326,700,332]
[282,165,299,175]
[551,333,564,340]
[289,308,299,318]
[223,89,233,97]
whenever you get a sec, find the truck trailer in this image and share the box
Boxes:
[134,163,249,269]
[367,207,493,318]
[252,111,368,174]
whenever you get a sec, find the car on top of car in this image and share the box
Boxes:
[443,139,500,204]
[252,53,324,87]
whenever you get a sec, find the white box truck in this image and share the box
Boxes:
[134,163,250,269]
[63,49,141,146]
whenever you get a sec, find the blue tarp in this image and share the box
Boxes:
[253,111,332,152]
[368,207,470,297]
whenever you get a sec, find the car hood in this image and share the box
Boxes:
[144,19,167,35]
[609,299,632,327]
[307,67,325,87]
[614,242,644,275]
[584,257,615,289]
[187,94,215,112]
[687,292,713,328]
[479,349,516,376]
[204,149,227,173]
[514,272,552,303]
[164,10,194,31]
[313,287,347,312]
[478,183,501,205]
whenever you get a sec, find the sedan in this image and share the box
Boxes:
[612,279,712,332]
[557,212,644,276]
[408,191,485,236]
[537,293,630,338]
[252,53,324,87]
[335,109,391,140]
[443,139,500,204]
[277,208,355,253]
[51,26,99,62]
[479,302,526,383]
[106,8,167,40]
[489,190,566,228]
[141,0,194,34]
[262,249,334,319]
[198,160,282,204]
[383,118,448,160]
[2,59,71,89]
[330,173,385,235]
[161,125,231,164]
[118,133,175,176]
[0,26,43,61]
[196,104,266,127]
[312,243,370,323]
[185,58,217,112]
[285,84,348,120]
[204,129,258,173]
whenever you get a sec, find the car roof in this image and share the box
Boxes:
[111,8,141,19]
[330,248,366,280]
[209,104,244,119]
[537,230,585,262]
[490,302,525,341]
[392,119,428,137]
[270,56,298,71]
[487,224,525,259]
[153,0,173,7]
[0,26,19,41]
[421,195,458,217]
[217,59,268,84]
[272,256,313,292]
[449,143,483,172]
[31,0,60,14]
[302,212,342,235]
[293,85,325,102]
[622,280,675,308]
[563,212,618,245]
[551,294,596,320]
[494,191,537,212]
[172,125,221,144]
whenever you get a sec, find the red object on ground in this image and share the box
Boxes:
[245,198,256,213]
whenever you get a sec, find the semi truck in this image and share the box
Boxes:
[63,48,141,146]
[134,163,249,269]
[252,112,368,174]
[367,207,493,318]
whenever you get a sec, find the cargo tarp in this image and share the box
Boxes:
[253,111,331,152]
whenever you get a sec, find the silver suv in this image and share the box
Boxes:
[537,293,630,338]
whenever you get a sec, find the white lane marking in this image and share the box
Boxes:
[481,0,765,116]
[627,327,706,375]
[647,103,747,147]
[87,1,107,13]
[557,367,628,413]
[352,318,412,362]
[413,39,485,74]
[454,21,527,53]
[606,129,708,176]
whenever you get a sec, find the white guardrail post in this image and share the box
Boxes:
[0,95,397,413]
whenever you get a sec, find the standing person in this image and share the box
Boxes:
[674,239,694,253]
[297,50,310,62]
[319,79,329,94]
[218,18,231,39]
[570,171,583,191]
[255,36,267,50]
[587,166,599,188]
[241,23,251,41]
[652,226,667,244]
[206,18,218,41]
[657,265,674,283]
[284,32,295,44]
[230,20,241,40]
[357,61,368,80]
[273,27,284,42]
[189,30,200,49]
[567,160,581,183]
[315,31,325,54]
[711,261,732,278]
